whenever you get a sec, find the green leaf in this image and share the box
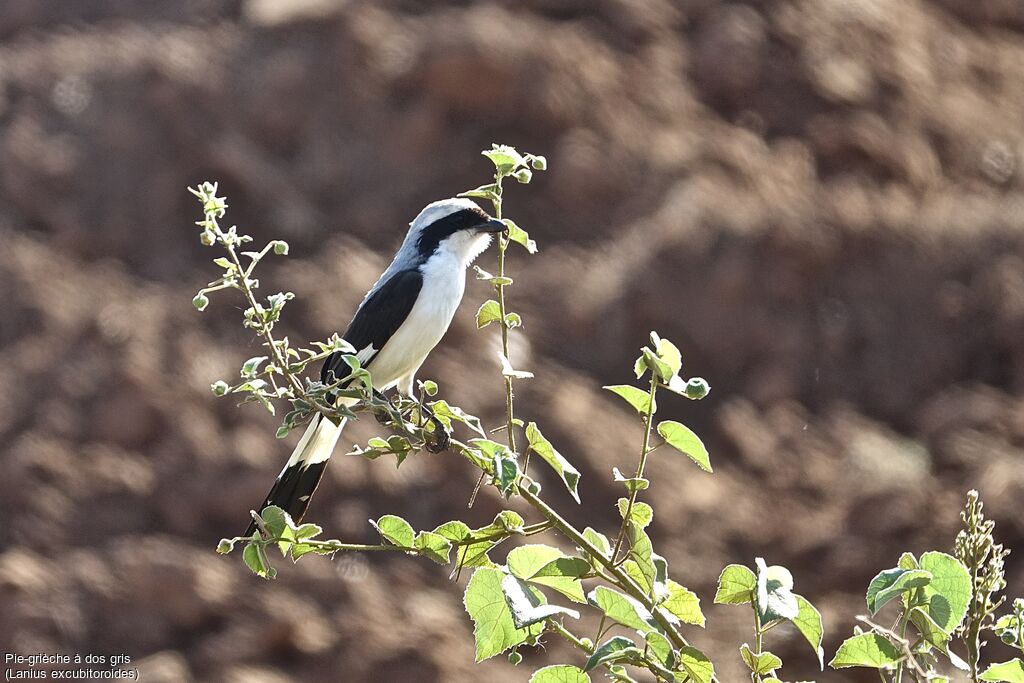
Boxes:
[429,400,486,438]
[526,422,581,503]
[645,631,675,671]
[271,240,289,255]
[792,593,825,668]
[528,154,547,170]
[657,421,712,472]
[740,644,782,675]
[603,385,655,415]
[756,558,799,622]
[653,334,682,375]
[866,567,933,614]
[211,380,230,396]
[898,552,919,570]
[616,498,653,528]
[587,586,660,633]
[715,564,757,604]
[216,538,235,554]
[433,520,471,543]
[504,219,538,254]
[677,645,715,683]
[582,527,611,560]
[583,636,641,672]
[483,145,525,174]
[919,551,971,633]
[642,347,673,383]
[459,183,500,202]
[507,544,586,603]
[192,293,209,311]
[477,299,502,328]
[464,567,544,661]
[633,353,647,379]
[663,579,705,626]
[505,312,523,328]
[829,633,901,669]
[980,660,1024,682]
[242,542,276,579]
[501,573,580,628]
[414,531,453,565]
[612,467,649,493]
[241,355,268,378]
[371,515,414,548]
[514,168,533,184]
[529,665,590,683]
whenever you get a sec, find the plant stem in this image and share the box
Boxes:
[518,484,689,651]
[548,620,639,683]
[752,601,764,683]
[492,192,518,458]
[611,372,659,563]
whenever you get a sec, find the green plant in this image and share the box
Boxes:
[191,145,1019,683]
[194,145,727,682]
[714,558,824,682]
[829,489,1021,683]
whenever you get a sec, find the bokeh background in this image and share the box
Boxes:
[2,0,1023,681]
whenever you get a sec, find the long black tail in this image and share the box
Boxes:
[244,413,345,536]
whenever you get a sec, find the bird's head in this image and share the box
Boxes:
[407,198,505,266]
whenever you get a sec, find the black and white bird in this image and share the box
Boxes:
[244,198,505,536]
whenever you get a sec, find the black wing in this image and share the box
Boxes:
[320,268,423,385]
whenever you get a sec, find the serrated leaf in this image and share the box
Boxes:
[740,644,782,675]
[793,593,825,669]
[583,636,640,672]
[483,145,525,174]
[371,515,414,548]
[603,385,655,415]
[464,567,544,661]
[664,579,705,626]
[677,645,715,683]
[716,564,757,604]
[616,498,653,528]
[587,586,660,633]
[501,573,580,628]
[526,422,581,503]
[507,544,586,603]
[866,567,933,614]
[919,551,971,633]
[529,665,590,683]
[433,520,472,543]
[477,299,502,328]
[980,660,1024,682]
[829,633,901,669]
[657,421,712,472]
[414,531,453,565]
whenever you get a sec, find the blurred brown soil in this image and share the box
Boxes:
[1,1,1023,681]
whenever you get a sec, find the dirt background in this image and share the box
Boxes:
[1,1,1023,681]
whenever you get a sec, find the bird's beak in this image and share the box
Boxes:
[479,217,506,233]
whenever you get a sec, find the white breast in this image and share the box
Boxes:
[362,249,467,391]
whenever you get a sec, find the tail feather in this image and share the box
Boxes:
[244,413,345,536]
